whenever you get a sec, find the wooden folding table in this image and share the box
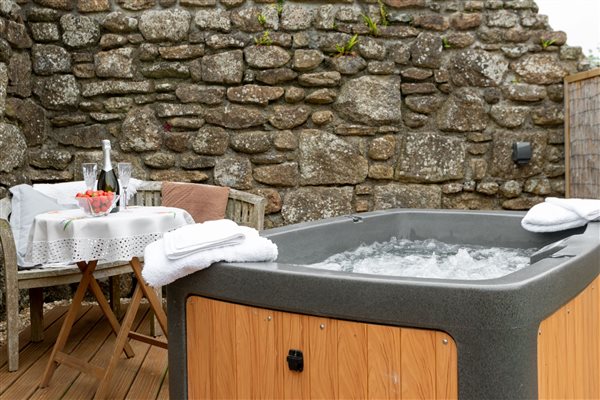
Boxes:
[25,206,194,399]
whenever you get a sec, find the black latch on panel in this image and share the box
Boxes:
[286,349,303,372]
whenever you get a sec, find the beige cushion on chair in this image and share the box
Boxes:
[161,182,230,223]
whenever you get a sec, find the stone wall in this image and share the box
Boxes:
[0,0,589,228]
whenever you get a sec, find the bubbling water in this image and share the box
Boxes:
[306,237,537,280]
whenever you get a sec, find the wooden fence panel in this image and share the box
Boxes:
[564,69,600,199]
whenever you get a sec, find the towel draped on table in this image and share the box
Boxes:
[161,182,230,224]
[521,197,600,232]
[142,220,278,287]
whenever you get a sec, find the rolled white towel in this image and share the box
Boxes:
[163,219,247,260]
[521,202,588,232]
[142,226,278,287]
[545,197,600,221]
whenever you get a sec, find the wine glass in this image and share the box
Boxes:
[82,163,97,191]
[117,162,132,210]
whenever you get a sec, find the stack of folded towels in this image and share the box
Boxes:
[142,219,278,287]
[521,197,600,232]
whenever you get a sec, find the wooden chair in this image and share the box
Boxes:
[0,181,265,372]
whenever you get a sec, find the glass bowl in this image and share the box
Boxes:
[76,194,119,217]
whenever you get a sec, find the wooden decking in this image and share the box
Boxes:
[0,303,169,399]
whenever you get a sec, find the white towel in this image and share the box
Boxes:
[33,178,143,205]
[163,219,246,260]
[521,197,600,232]
[545,197,600,221]
[33,181,87,205]
[521,202,588,232]
[142,226,278,287]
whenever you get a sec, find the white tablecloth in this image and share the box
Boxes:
[25,206,194,265]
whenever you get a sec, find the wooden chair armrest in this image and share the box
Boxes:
[0,218,18,277]
[228,188,266,206]
[135,181,267,230]
[1,217,20,371]
[0,196,11,220]
[1,216,19,336]
[227,189,266,230]
[135,181,162,192]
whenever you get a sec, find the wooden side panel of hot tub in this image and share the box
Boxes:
[186,296,458,400]
[538,276,600,399]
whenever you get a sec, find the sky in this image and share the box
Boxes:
[535,0,600,56]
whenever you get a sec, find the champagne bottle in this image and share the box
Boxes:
[97,139,120,213]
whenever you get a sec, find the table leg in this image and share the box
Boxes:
[94,257,169,399]
[130,257,168,337]
[94,283,144,400]
[86,277,135,358]
[39,261,96,388]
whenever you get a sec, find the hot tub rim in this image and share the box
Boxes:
[167,211,600,400]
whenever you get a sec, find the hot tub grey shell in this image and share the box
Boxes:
[167,209,600,400]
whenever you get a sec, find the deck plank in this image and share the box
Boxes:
[0,305,100,399]
[63,305,152,400]
[0,303,170,400]
[0,305,93,393]
[125,344,169,399]
[156,371,170,400]
[29,305,125,400]
[102,307,156,400]
[0,305,69,369]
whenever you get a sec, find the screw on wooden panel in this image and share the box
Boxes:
[267,315,272,321]
[320,323,325,330]
[442,339,448,345]
[538,329,542,335]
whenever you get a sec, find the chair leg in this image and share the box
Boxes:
[109,276,122,319]
[29,288,44,342]
[6,284,20,371]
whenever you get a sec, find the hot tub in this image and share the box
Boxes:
[167,209,600,400]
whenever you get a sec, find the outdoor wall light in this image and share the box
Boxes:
[512,142,532,165]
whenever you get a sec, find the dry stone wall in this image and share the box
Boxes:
[0,0,590,228]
